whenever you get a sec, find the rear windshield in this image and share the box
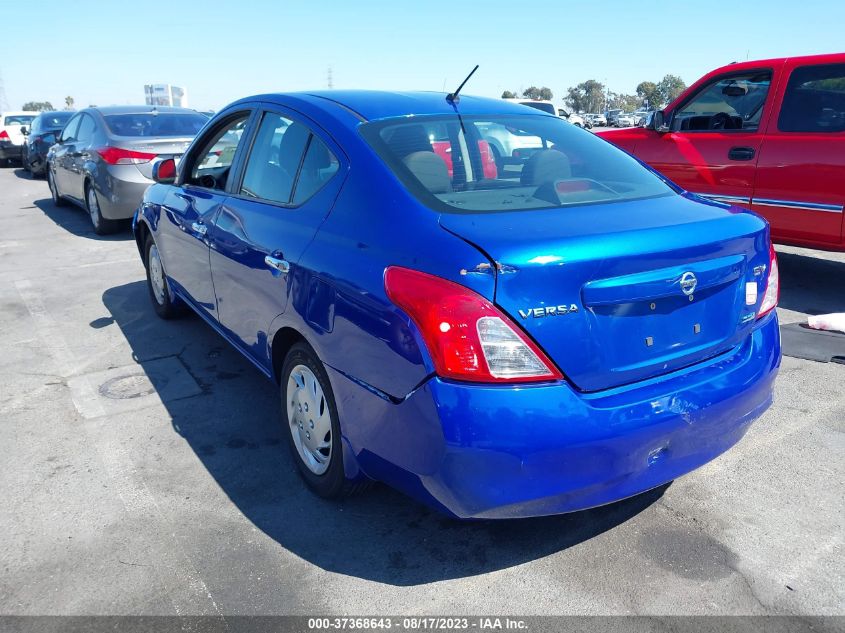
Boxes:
[361,114,673,213]
[519,101,556,115]
[40,113,73,128]
[103,112,208,137]
[3,115,35,126]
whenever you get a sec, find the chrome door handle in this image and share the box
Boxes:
[265,255,290,274]
[191,221,207,235]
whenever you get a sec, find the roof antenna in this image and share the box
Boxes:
[446,65,479,104]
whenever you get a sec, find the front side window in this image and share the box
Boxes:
[240,112,339,205]
[779,63,845,133]
[187,114,250,191]
[674,71,772,132]
[362,114,673,213]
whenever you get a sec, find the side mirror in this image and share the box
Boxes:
[152,158,177,184]
[20,126,29,136]
[650,110,670,133]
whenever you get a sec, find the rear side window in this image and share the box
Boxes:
[75,114,96,144]
[674,71,772,131]
[778,63,845,133]
[240,111,338,206]
[60,115,81,142]
[362,114,673,213]
[103,112,208,137]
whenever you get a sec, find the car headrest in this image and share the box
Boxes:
[403,151,452,194]
[278,123,310,173]
[386,125,432,157]
[520,149,571,186]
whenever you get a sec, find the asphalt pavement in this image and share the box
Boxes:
[0,166,842,617]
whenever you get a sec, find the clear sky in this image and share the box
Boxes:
[1,0,843,112]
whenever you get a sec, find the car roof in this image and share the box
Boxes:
[707,52,845,76]
[240,90,555,122]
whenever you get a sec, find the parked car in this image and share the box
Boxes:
[47,106,209,234]
[605,108,623,127]
[632,110,651,126]
[134,90,780,519]
[616,112,637,127]
[598,52,845,251]
[0,111,37,166]
[21,111,75,176]
[587,113,607,127]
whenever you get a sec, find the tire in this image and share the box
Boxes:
[144,237,182,319]
[47,168,67,206]
[281,342,365,499]
[86,182,119,235]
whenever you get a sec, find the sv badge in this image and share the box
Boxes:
[519,304,579,319]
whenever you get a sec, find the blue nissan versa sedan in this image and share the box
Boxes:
[132,91,781,519]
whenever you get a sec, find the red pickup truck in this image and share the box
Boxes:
[598,53,845,251]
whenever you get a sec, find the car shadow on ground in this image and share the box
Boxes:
[34,198,133,241]
[101,279,669,586]
[777,250,845,315]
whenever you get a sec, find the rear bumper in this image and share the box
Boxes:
[331,314,780,519]
[95,167,152,220]
[0,142,22,160]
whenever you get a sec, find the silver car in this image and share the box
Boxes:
[47,106,208,234]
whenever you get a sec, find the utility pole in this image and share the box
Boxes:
[0,68,9,111]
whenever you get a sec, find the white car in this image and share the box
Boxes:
[0,111,37,167]
[616,113,638,127]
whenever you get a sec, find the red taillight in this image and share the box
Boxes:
[0,130,9,140]
[96,147,157,165]
[384,266,562,383]
[757,243,779,318]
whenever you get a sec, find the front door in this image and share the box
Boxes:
[156,111,254,319]
[51,114,81,196]
[208,108,344,368]
[636,69,775,206]
[753,61,845,245]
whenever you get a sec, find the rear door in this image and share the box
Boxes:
[634,68,778,205]
[208,106,344,368]
[752,61,845,246]
[155,110,255,319]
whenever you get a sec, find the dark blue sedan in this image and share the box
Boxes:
[133,91,781,519]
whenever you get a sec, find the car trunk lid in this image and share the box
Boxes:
[109,136,194,179]
[439,194,771,392]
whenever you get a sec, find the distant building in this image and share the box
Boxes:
[144,84,188,108]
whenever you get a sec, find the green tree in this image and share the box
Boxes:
[635,81,660,109]
[64,96,75,110]
[607,91,641,112]
[501,90,518,99]
[657,74,686,106]
[522,86,553,101]
[565,79,606,113]
[22,101,54,112]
